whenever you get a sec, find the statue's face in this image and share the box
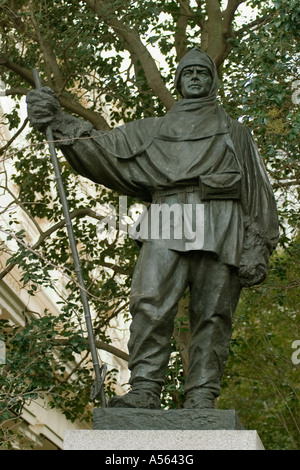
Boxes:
[180,65,212,99]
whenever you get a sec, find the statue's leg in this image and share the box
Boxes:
[184,252,241,409]
[108,241,189,408]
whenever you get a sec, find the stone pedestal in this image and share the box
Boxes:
[93,407,244,430]
[64,429,264,450]
[64,408,265,450]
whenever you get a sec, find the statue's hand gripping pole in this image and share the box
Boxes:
[32,69,106,406]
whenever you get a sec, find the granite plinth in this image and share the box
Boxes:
[64,429,265,450]
[93,407,244,430]
[64,408,265,450]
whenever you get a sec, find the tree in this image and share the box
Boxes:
[0,0,299,449]
[219,241,300,450]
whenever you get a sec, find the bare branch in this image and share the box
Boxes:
[83,0,175,109]
[3,87,28,96]
[204,0,224,62]
[176,0,193,16]
[33,207,106,247]
[100,261,132,276]
[54,337,129,362]
[174,0,191,61]
[0,57,110,130]
[223,0,246,33]
[204,0,247,67]
[272,180,300,189]
[29,1,65,90]
[206,0,222,18]
[0,208,106,282]
[0,55,34,85]
[235,12,276,37]
[0,118,29,156]
[0,184,43,236]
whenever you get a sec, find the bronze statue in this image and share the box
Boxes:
[26,48,279,409]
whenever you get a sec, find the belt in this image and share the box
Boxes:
[152,185,199,200]
[152,185,200,201]
[152,172,242,202]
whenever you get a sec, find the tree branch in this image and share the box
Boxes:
[54,337,129,362]
[176,0,193,16]
[29,1,65,90]
[206,0,222,21]
[100,261,132,276]
[0,118,29,156]
[83,0,175,109]
[204,0,247,67]
[0,56,110,130]
[235,12,276,37]
[0,55,34,85]
[223,0,246,33]
[3,87,28,96]
[174,0,192,61]
[32,207,106,247]
[0,208,106,282]
[272,180,300,189]
[0,183,43,236]
[204,0,225,65]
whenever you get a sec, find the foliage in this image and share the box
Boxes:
[219,240,300,450]
[0,0,299,449]
[0,312,119,449]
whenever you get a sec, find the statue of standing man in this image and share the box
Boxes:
[27,48,279,409]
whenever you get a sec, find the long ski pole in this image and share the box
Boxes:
[32,69,106,406]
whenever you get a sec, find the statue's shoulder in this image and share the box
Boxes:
[229,116,246,130]
[217,105,251,138]
[228,117,253,141]
[117,116,161,134]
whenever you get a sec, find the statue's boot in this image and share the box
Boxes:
[108,381,161,409]
[183,387,216,409]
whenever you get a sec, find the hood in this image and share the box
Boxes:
[174,47,219,99]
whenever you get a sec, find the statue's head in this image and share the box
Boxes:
[174,48,218,99]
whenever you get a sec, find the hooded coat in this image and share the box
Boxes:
[56,48,279,287]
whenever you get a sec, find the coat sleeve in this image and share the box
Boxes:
[53,113,154,201]
[230,121,279,286]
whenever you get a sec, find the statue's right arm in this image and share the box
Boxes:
[26,87,135,192]
[26,87,95,144]
[26,87,105,181]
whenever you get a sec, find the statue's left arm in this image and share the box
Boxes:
[231,121,280,286]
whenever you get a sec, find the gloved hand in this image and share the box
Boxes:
[238,220,270,287]
[26,86,63,132]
